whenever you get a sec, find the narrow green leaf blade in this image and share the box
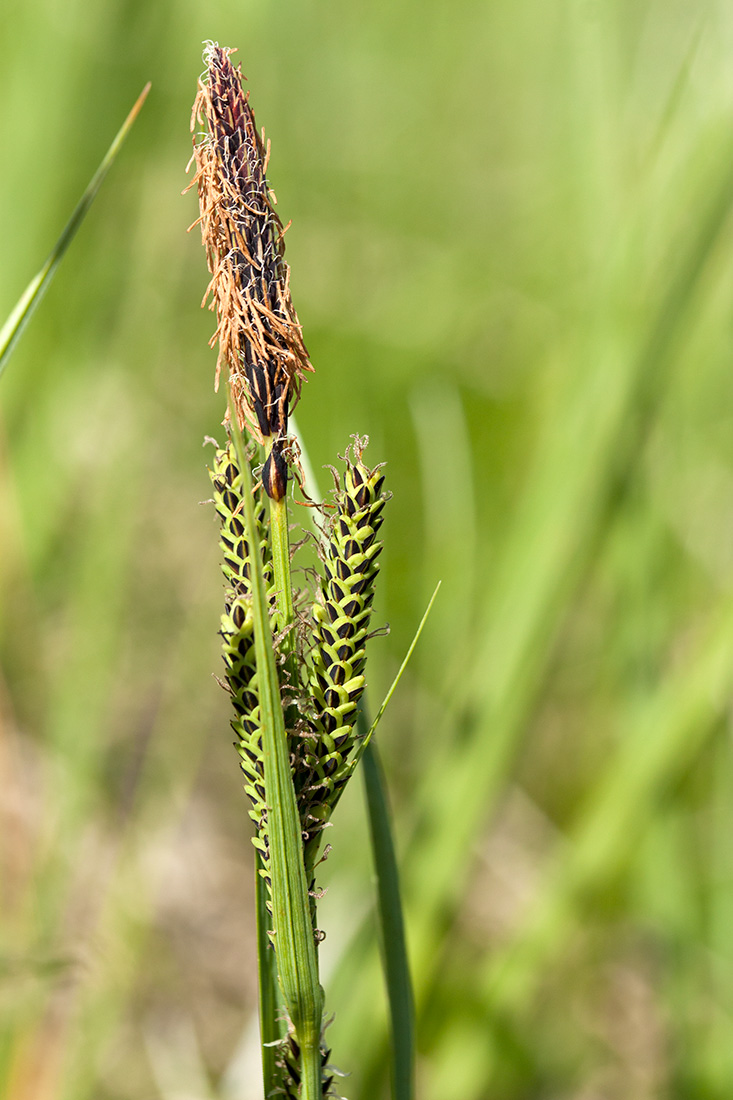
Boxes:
[361,731,415,1100]
[255,857,283,1094]
[0,82,151,380]
[228,410,323,1099]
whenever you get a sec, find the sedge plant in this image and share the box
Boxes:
[188,43,426,1099]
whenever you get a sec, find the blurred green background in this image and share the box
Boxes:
[3,1,733,1098]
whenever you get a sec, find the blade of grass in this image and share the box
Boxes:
[0,82,151,380]
[228,409,323,1100]
[258,437,296,1092]
[361,717,415,1100]
[255,856,283,1095]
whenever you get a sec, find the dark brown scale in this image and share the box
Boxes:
[348,507,368,529]
[324,651,339,676]
[338,518,351,539]
[255,782,266,800]
[350,574,370,595]
[244,361,272,438]
[342,598,360,617]
[324,688,341,708]
[335,558,351,580]
[321,624,337,648]
[322,712,338,734]
[213,476,226,493]
[345,493,358,517]
[351,615,370,637]
[232,604,246,628]
[330,663,346,686]
[223,489,239,511]
[323,757,338,776]
[270,379,289,434]
[336,619,356,640]
[354,484,369,508]
[373,474,385,496]
[330,579,345,602]
[231,700,246,716]
[344,538,360,559]
[242,690,258,710]
[230,516,245,537]
[224,463,238,483]
[242,718,258,735]
[262,444,288,501]
[337,644,352,661]
[237,638,252,658]
[325,601,339,624]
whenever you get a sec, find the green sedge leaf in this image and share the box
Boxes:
[0,83,150,380]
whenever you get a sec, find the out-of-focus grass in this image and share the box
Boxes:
[3,2,733,1099]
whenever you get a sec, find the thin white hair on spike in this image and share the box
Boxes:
[201,40,220,64]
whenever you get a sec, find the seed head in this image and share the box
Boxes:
[190,43,312,457]
[298,437,389,867]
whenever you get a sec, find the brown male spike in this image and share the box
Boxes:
[190,43,313,494]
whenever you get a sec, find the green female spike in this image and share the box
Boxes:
[299,436,389,869]
[210,442,278,889]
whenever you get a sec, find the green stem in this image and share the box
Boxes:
[265,441,296,642]
[301,1041,324,1100]
[269,495,296,648]
[256,855,283,1094]
[266,443,300,714]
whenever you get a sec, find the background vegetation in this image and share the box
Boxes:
[3,1,733,1097]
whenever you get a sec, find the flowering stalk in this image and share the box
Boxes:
[190,42,399,1099]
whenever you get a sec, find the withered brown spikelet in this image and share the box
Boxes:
[190,43,312,482]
